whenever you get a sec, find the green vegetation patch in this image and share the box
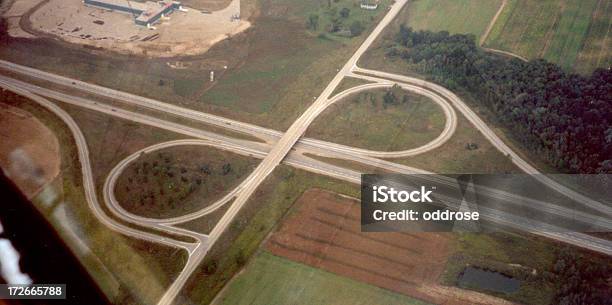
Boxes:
[295,0,392,38]
[443,232,612,305]
[201,0,391,119]
[485,0,610,73]
[307,86,446,151]
[395,108,520,174]
[442,232,558,305]
[217,251,432,305]
[396,0,502,39]
[115,146,258,219]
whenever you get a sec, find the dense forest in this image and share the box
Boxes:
[385,26,612,174]
[552,248,612,305]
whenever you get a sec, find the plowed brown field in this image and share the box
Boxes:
[267,189,517,305]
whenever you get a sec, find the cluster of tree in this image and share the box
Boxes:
[382,84,410,106]
[0,18,8,43]
[355,85,410,109]
[306,5,363,37]
[552,248,612,305]
[126,152,233,209]
[385,26,612,173]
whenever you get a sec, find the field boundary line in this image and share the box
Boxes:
[479,0,528,62]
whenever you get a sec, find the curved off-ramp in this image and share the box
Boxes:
[103,140,258,226]
[0,83,201,252]
[306,81,457,158]
[350,67,612,216]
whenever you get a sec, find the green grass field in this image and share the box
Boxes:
[216,251,431,305]
[307,88,446,151]
[485,0,611,73]
[395,0,503,39]
[182,165,360,304]
[200,0,392,124]
[442,232,558,305]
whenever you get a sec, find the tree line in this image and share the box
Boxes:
[385,26,611,173]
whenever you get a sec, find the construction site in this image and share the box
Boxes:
[3,0,250,56]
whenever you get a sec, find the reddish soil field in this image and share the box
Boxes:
[267,189,516,305]
[0,103,60,198]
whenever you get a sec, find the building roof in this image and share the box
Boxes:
[85,0,149,12]
[135,1,175,23]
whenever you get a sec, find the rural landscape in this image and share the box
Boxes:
[0,0,610,305]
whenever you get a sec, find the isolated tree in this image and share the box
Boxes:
[339,7,350,18]
[370,94,377,107]
[328,16,342,33]
[383,89,397,106]
[222,163,232,175]
[350,21,364,36]
[235,250,247,266]
[307,14,319,31]
[204,260,218,274]
[200,164,211,175]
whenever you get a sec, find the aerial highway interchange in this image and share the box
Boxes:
[0,1,610,304]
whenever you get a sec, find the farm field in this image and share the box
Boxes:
[265,189,516,305]
[115,145,258,219]
[181,166,360,305]
[216,251,432,305]
[393,0,503,39]
[485,0,612,73]
[0,103,60,197]
[306,87,446,151]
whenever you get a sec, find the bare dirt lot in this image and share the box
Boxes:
[10,0,249,56]
[0,102,60,198]
[179,0,232,11]
[267,189,517,305]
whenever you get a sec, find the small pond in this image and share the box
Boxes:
[458,266,521,294]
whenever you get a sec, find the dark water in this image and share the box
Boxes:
[0,171,110,305]
[458,266,520,294]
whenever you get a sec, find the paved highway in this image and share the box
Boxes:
[0,62,457,158]
[5,75,609,238]
[0,83,203,252]
[2,65,610,234]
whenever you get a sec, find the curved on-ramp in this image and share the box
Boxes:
[306,82,457,158]
[103,140,260,226]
